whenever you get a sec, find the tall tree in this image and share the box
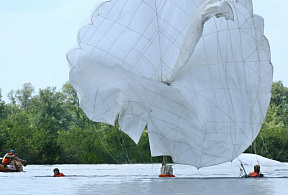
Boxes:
[15,83,34,111]
[267,81,288,127]
[30,87,72,130]
[7,90,16,105]
[28,87,71,163]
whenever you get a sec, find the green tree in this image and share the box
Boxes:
[15,83,34,111]
[30,87,72,130]
[1,112,35,161]
[28,87,71,163]
[269,81,288,127]
[7,90,16,105]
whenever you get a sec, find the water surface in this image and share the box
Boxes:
[1,154,288,194]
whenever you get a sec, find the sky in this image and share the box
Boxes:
[0,0,287,102]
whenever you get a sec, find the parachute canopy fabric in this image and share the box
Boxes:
[67,0,273,168]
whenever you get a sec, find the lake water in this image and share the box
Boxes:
[1,154,288,194]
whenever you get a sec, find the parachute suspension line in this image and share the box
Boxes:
[162,155,167,164]
[239,159,247,177]
[115,127,152,175]
[154,0,163,82]
[250,7,265,167]
[135,143,146,163]
[94,122,143,164]
[253,142,261,165]
[93,123,120,164]
[259,133,272,160]
[115,119,147,164]
[114,126,132,163]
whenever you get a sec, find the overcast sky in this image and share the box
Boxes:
[0,0,287,102]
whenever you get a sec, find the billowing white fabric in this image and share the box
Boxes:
[67,0,273,168]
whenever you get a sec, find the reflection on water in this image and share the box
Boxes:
[1,155,288,194]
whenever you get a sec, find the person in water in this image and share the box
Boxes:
[53,168,65,177]
[160,161,173,175]
[248,165,264,177]
[1,150,26,167]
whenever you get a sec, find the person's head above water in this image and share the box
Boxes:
[254,165,260,173]
[10,150,14,154]
[53,168,60,175]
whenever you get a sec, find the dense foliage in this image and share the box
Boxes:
[0,83,163,164]
[0,81,287,164]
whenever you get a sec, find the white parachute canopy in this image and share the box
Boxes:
[67,0,273,168]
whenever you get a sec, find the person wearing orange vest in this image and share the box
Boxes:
[53,168,65,177]
[1,150,16,167]
[1,150,26,168]
[159,161,175,177]
[248,165,264,177]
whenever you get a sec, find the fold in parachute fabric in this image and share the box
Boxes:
[67,0,273,168]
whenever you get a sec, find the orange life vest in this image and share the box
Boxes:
[2,153,14,165]
[249,172,259,177]
[54,173,65,177]
[159,174,175,177]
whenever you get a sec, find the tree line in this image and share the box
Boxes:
[0,83,162,164]
[0,81,287,164]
